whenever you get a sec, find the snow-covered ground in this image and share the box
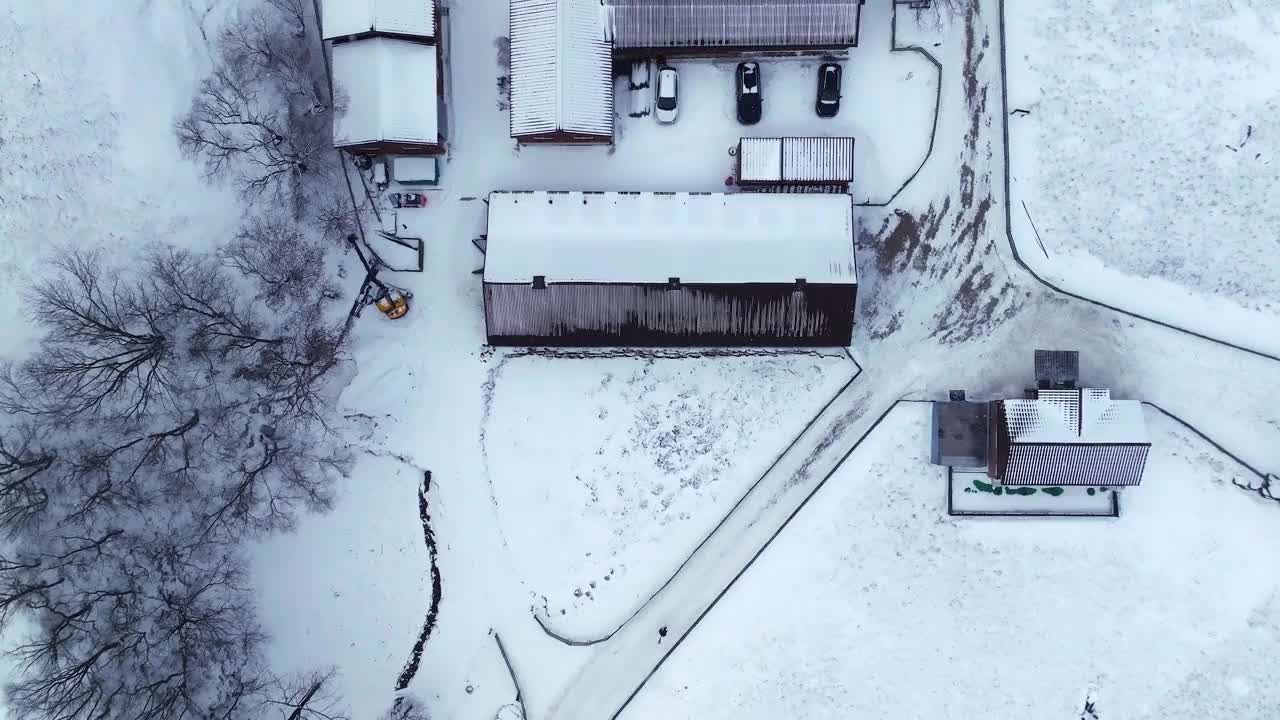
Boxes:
[0,0,239,358]
[5,0,1280,718]
[1005,0,1280,356]
[484,350,854,639]
[624,402,1280,719]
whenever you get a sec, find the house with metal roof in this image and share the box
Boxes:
[932,351,1151,488]
[482,191,858,345]
[322,0,436,42]
[605,0,866,57]
[509,0,615,143]
[323,0,446,155]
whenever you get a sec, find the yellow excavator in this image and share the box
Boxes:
[347,234,412,321]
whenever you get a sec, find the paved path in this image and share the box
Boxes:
[545,368,905,718]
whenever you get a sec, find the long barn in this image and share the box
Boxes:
[482,192,858,346]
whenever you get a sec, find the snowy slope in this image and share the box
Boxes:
[1005,0,1280,355]
[624,403,1280,719]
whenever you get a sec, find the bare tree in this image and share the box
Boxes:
[221,215,337,306]
[177,0,333,207]
[259,668,350,720]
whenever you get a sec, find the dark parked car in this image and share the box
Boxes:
[815,63,842,118]
[735,62,762,125]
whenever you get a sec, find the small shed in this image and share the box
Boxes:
[482,192,858,346]
[509,0,614,143]
[738,137,855,187]
[331,37,442,155]
[931,401,988,469]
[322,0,436,41]
[604,0,867,57]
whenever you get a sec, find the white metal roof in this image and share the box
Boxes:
[510,0,614,138]
[604,0,862,49]
[331,37,438,147]
[322,0,435,39]
[483,192,857,285]
[1004,389,1148,445]
[739,137,855,183]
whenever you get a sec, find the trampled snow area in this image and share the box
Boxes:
[484,350,855,638]
[1005,0,1280,356]
[624,403,1280,719]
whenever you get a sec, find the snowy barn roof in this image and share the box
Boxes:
[331,37,438,147]
[322,0,435,40]
[739,137,855,183]
[604,0,863,49]
[509,0,614,138]
[1003,389,1148,445]
[483,192,857,285]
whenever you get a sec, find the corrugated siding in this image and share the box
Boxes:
[510,0,614,137]
[1004,444,1149,486]
[605,0,861,49]
[484,282,855,345]
[739,137,854,183]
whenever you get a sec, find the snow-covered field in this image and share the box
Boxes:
[4,0,1280,719]
[625,402,1280,719]
[484,350,855,638]
[1005,0,1280,355]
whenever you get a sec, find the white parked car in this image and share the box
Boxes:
[655,66,678,124]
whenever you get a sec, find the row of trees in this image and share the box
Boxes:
[0,0,364,717]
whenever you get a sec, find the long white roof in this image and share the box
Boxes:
[510,0,614,137]
[1004,389,1148,445]
[332,37,438,147]
[322,0,435,39]
[483,192,857,284]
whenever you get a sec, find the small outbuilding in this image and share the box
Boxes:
[482,191,858,346]
[737,137,855,189]
[331,37,442,155]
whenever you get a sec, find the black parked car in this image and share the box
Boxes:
[815,63,842,118]
[736,62,762,125]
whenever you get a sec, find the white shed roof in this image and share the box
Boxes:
[509,0,614,138]
[1004,389,1148,445]
[332,37,438,147]
[322,0,435,39]
[739,137,855,183]
[483,192,857,285]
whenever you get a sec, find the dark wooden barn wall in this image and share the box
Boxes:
[484,282,856,346]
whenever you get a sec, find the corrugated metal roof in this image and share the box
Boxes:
[322,0,435,39]
[1003,389,1148,445]
[604,0,862,49]
[740,137,854,183]
[510,0,614,137]
[332,37,438,146]
[483,191,857,284]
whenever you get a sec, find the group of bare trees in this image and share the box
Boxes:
[0,244,349,719]
[0,1,365,718]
